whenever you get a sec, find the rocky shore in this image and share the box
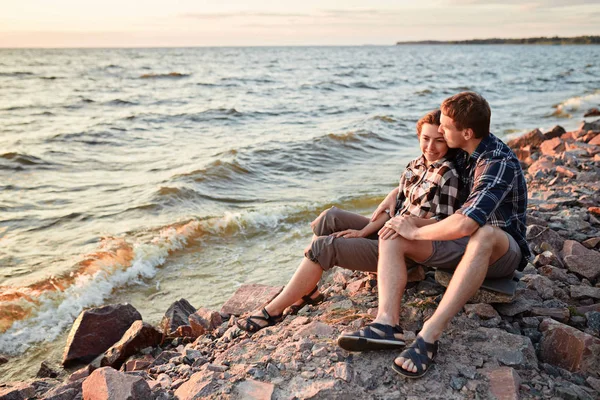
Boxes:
[1,119,600,400]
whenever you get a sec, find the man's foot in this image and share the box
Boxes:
[337,323,405,351]
[236,308,283,333]
[283,286,324,316]
[393,336,438,378]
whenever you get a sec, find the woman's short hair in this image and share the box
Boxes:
[416,109,441,136]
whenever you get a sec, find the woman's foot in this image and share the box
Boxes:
[283,286,325,316]
[337,323,406,351]
[236,307,283,333]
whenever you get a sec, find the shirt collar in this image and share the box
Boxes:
[416,154,447,168]
[469,133,495,161]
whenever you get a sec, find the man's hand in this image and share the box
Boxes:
[330,229,364,239]
[371,188,399,222]
[380,215,420,240]
[378,225,399,240]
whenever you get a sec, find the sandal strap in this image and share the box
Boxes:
[399,337,438,375]
[300,285,319,303]
[353,323,403,340]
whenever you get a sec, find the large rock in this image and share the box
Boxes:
[189,308,223,337]
[100,320,163,369]
[526,225,565,254]
[160,299,196,335]
[220,284,283,316]
[544,125,566,140]
[540,137,565,157]
[233,379,274,400]
[562,240,594,258]
[539,319,600,376]
[41,378,85,400]
[62,304,142,366]
[527,159,555,177]
[0,382,36,400]
[570,285,600,300]
[507,128,545,149]
[483,367,521,400]
[434,270,515,304]
[564,254,600,280]
[174,370,219,400]
[82,367,151,400]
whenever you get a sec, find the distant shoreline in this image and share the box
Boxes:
[396,36,600,45]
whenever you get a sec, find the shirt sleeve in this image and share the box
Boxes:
[394,163,410,215]
[457,158,516,226]
[432,167,461,220]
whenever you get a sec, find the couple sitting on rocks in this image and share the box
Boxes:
[237,91,531,379]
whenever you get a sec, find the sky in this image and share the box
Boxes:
[1,0,599,47]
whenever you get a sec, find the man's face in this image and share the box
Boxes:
[438,113,465,149]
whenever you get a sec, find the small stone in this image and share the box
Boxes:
[464,303,499,320]
[564,254,600,281]
[156,373,172,389]
[586,376,600,392]
[484,367,521,400]
[333,362,352,382]
[585,311,600,332]
[570,285,600,299]
[233,379,275,400]
[296,338,314,352]
[301,371,316,379]
[311,344,328,357]
[450,376,467,391]
[529,307,570,323]
[0,382,36,400]
[207,363,229,373]
[37,361,60,378]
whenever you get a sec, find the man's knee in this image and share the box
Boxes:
[379,236,409,256]
[469,225,499,251]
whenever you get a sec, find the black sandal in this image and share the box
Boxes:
[392,336,438,379]
[284,286,325,316]
[236,308,283,333]
[337,323,405,351]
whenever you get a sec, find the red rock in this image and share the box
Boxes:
[69,365,94,382]
[170,325,194,337]
[589,207,600,217]
[564,254,600,280]
[589,134,600,146]
[582,237,600,249]
[220,284,283,316]
[576,303,600,315]
[538,265,569,283]
[464,303,499,320]
[0,382,36,400]
[233,379,274,400]
[562,240,592,258]
[160,298,196,335]
[584,107,600,117]
[407,265,426,282]
[188,308,222,337]
[484,367,521,400]
[62,304,141,366]
[82,367,150,400]
[124,359,150,372]
[507,128,544,149]
[333,362,353,382]
[529,307,570,323]
[544,125,566,140]
[527,159,555,176]
[345,279,366,295]
[526,225,565,254]
[36,361,59,378]
[539,318,600,375]
[570,285,600,300]
[41,378,85,399]
[174,371,218,400]
[540,137,565,157]
[292,321,334,339]
[100,320,163,369]
[555,165,577,178]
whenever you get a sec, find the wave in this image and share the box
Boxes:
[139,72,190,79]
[105,99,137,106]
[371,115,397,123]
[0,72,34,77]
[0,152,46,166]
[553,90,600,115]
[414,89,432,96]
[174,160,251,183]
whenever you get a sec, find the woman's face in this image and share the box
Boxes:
[419,123,449,164]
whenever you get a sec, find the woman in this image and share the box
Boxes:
[237,109,461,334]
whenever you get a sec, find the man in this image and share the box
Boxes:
[337,92,530,379]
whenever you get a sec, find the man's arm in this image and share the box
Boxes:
[384,213,479,241]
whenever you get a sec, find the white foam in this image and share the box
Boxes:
[556,91,600,112]
[0,221,199,355]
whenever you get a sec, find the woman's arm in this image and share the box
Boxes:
[330,211,390,238]
[370,187,400,222]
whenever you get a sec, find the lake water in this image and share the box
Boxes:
[1,45,599,380]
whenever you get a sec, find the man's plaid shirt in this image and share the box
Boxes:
[455,133,531,267]
[394,155,461,220]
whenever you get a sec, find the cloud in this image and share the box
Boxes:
[446,0,600,8]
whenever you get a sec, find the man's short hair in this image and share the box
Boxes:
[416,109,441,136]
[441,92,491,139]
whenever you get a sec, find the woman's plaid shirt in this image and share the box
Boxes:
[394,155,461,220]
[455,133,531,267]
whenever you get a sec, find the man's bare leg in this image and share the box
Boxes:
[373,237,434,327]
[396,226,510,373]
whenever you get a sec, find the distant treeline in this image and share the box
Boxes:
[396,36,600,45]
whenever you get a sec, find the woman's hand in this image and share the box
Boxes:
[330,229,364,239]
[371,188,399,222]
[378,225,399,240]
